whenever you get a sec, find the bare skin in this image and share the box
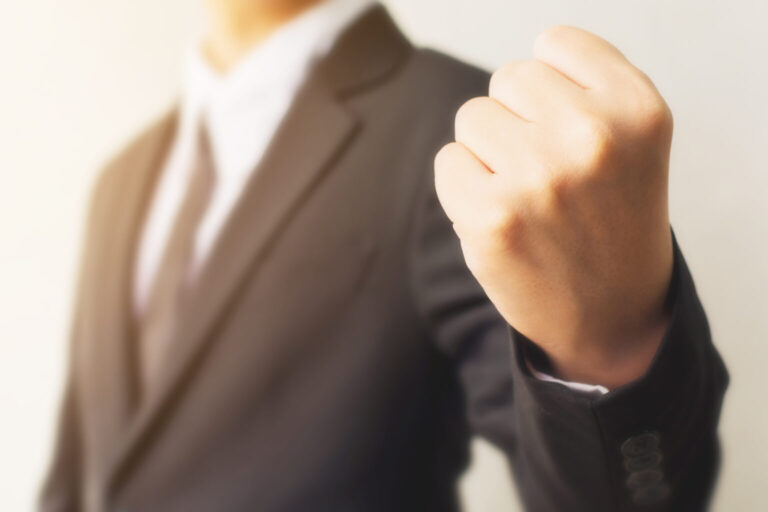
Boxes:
[203,0,323,73]
[435,26,674,390]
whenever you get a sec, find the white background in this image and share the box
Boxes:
[1,0,766,510]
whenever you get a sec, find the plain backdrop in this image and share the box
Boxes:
[1,0,766,510]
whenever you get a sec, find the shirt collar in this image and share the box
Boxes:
[181,0,376,131]
[172,0,376,181]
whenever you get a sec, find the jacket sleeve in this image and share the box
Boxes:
[408,172,729,511]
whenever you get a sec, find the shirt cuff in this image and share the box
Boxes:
[525,357,609,395]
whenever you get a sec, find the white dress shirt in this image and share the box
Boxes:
[132,0,607,395]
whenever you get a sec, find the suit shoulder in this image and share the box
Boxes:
[403,48,490,102]
[92,109,175,204]
[383,48,490,136]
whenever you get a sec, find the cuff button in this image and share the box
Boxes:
[626,469,663,490]
[624,451,662,472]
[632,483,671,506]
[621,431,660,457]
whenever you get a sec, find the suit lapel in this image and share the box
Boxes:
[105,5,412,492]
[89,109,176,459]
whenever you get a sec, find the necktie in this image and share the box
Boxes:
[138,125,216,397]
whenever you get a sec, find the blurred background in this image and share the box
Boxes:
[0,0,766,510]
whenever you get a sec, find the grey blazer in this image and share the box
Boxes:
[40,6,728,511]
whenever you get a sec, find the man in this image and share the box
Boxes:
[40,0,728,510]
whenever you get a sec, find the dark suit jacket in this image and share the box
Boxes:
[40,6,728,512]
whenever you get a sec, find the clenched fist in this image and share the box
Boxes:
[434,26,675,389]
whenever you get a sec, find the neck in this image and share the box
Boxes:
[202,0,324,74]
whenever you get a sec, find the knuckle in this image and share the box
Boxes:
[527,167,572,212]
[626,71,674,137]
[434,142,459,171]
[456,96,491,121]
[489,68,509,97]
[635,98,673,138]
[490,60,533,95]
[576,114,616,169]
[454,96,492,136]
[490,207,526,245]
[433,145,458,199]
[534,24,571,53]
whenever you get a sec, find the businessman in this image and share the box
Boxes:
[40,0,728,510]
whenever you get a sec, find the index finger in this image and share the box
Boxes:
[533,25,633,90]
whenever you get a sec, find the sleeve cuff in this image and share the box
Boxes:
[526,360,609,395]
[506,231,728,509]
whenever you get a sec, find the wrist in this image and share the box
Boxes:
[548,310,671,390]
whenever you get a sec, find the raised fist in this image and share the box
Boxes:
[434,26,675,389]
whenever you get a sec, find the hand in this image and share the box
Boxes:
[434,26,674,389]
